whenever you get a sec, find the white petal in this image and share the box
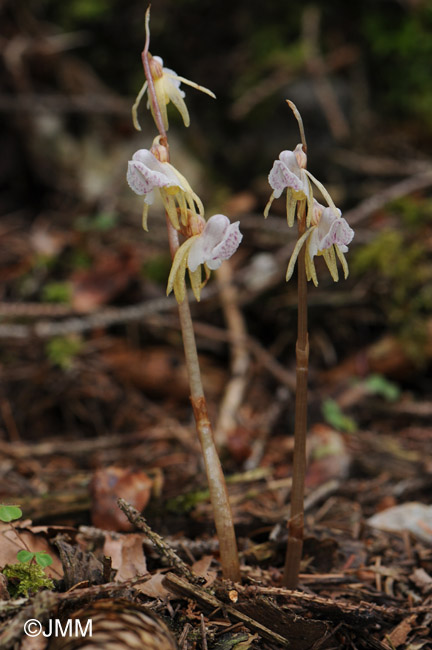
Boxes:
[206,258,223,270]
[201,214,230,253]
[187,215,242,272]
[268,151,305,195]
[279,150,301,174]
[268,161,290,197]
[319,209,354,251]
[127,149,180,196]
[143,190,155,205]
[163,68,186,97]
[211,221,243,261]
[332,218,354,247]
[187,238,205,272]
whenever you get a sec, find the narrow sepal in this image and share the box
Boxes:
[335,245,349,279]
[286,227,313,281]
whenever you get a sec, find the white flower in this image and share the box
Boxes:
[188,214,243,271]
[264,144,312,226]
[132,55,215,132]
[308,203,354,260]
[127,147,204,231]
[287,200,354,286]
[268,147,308,198]
[167,214,243,303]
[127,149,181,202]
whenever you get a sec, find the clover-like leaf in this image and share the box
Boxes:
[0,505,22,522]
[17,550,35,563]
[34,552,54,568]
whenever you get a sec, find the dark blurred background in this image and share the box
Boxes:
[1,0,432,443]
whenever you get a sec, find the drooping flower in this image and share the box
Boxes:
[264,144,312,226]
[132,55,215,132]
[127,146,203,231]
[167,214,243,303]
[286,200,354,285]
[188,214,243,271]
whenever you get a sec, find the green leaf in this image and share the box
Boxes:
[322,399,357,434]
[45,336,83,370]
[34,552,53,568]
[364,374,401,402]
[42,282,72,304]
[74,212,119,232]
[17,550,35,563]
[0,505,22,522]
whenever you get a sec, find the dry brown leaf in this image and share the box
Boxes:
[385,614,417,649]
[90,466,153,531]
[410,567,432,592]
[0,523,63,578]
[192,554,217,585]
[103,343,225,400]
[135,571,172,599]
[71,248,139,313]
[0,573,9,600]
[103,532,148,581]
[306,424,351,487]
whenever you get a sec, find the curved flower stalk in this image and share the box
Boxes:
[127,146,204,231]
[286,200,354,285]
[167,214,243,303]
[132,54,216,132]
[264,99,355,589]
[264,144,313,227]
[127,6,242,583]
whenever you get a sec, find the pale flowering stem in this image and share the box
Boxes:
[142,6,168,148]
[165,218,241,582]
[142,5,240,581]
[287,99,307,153]
[283,198,309,589]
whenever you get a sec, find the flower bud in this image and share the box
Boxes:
[294,143,307,170]
[179,212,206,238]
[310,200,323,227]
[150,142,169,163]
[149,54,164,80]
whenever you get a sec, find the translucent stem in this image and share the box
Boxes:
[283,199,309,588]
[165,221,241,582]
[142,5,240,582]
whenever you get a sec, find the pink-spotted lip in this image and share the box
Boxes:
[127,149,183,196]
[268,150,307,198]
[188,214,243,272]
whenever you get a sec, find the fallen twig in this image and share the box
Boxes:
[117,498,201,585]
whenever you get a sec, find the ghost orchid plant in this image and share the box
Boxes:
[265,101,354,588]
[126,7,241,582]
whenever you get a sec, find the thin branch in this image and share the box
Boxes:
[215,261,251,447]
[117,498,202,584]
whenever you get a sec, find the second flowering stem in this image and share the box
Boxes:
[284,199,309,589]
[132,6,241,583]
[166,219,241,582]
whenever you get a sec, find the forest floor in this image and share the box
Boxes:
[1,206,432,650]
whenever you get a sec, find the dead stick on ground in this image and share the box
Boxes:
[215,260,251,447]
[162,572,290,647]
[117,498,202,584]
